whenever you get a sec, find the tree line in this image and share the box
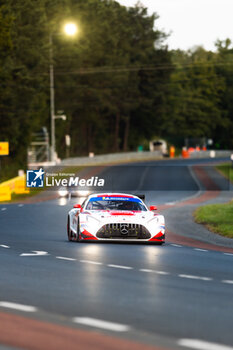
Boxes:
[0,0,233,177]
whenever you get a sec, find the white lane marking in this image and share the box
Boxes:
[139,269,154,273]
[224,253,233,256]
[178,338,233,350]
[139,269,169,275]
[136,166,149,191]
[194,248,208,252]
[0,302,37,312]
[0,245,10,249]
[171,244,182,247]
[56,256,76,261]
[179,274,212,281]
[188,165,203,193]
[79,260,102,265]
[222,280,233,285]
[20,251,49,257]
[73,317,130,332]
[107,264,133,270]
[1,208,6,211]
[18,204,24,207]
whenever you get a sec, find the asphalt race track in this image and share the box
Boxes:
[0,158,233,350]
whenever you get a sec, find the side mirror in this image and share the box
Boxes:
[149,205,157,211]
[73,204,81,209]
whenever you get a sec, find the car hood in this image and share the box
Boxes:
[83,210,155,222]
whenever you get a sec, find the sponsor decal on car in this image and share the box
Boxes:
[90,196,141,202]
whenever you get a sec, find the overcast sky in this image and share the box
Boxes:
[118,0,233,51]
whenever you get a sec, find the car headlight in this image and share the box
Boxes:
[58,188,68,197]
[76,190,90,196]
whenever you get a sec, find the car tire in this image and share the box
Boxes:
[67,216,73,241]
[75,218,81,242]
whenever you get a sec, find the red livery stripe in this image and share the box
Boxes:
[110,212,135,216]
[149,231,165,242]
[81,229,98,241]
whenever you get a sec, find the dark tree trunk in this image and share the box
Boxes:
[114,112,120,152]
[87,124,93,154]
[123,116,130,152]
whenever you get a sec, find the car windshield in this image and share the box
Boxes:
[86,197,147,211]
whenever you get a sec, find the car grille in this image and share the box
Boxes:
[96,223,151,239]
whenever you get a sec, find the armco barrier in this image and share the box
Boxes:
[0,174,29,201]
[188,150,233,159]
[61,149,233,166]
[61,151,163,166]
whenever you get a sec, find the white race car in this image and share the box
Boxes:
[67,193,165,243]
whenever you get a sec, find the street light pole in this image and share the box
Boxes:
[49,23,78,163]
[49,33,56,163]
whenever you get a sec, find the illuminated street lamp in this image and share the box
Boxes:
[50,22,78,162]
[64,23,78,36]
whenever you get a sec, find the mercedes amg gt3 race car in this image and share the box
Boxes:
[67,193,165,243]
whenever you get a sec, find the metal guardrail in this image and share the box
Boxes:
[61,151,163,166]
[188,150,233,159]
[61,150,233,165]
[28,150,233,168]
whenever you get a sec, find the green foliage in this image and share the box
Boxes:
[1,0,233,180]
[53,1,170,155]
[214,39,233,148]
[0,5,12,60]
[0,1,49,176]
[166,48,226,139]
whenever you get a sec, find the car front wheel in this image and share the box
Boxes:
[67,216,73,241]
[75,218,81,242]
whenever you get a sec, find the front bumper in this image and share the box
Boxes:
[80,225,165,242]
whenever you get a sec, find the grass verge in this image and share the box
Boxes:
[10,187,45,202]
[194,162,233,239]
[216,162,233,183]
[194,201,233,239]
